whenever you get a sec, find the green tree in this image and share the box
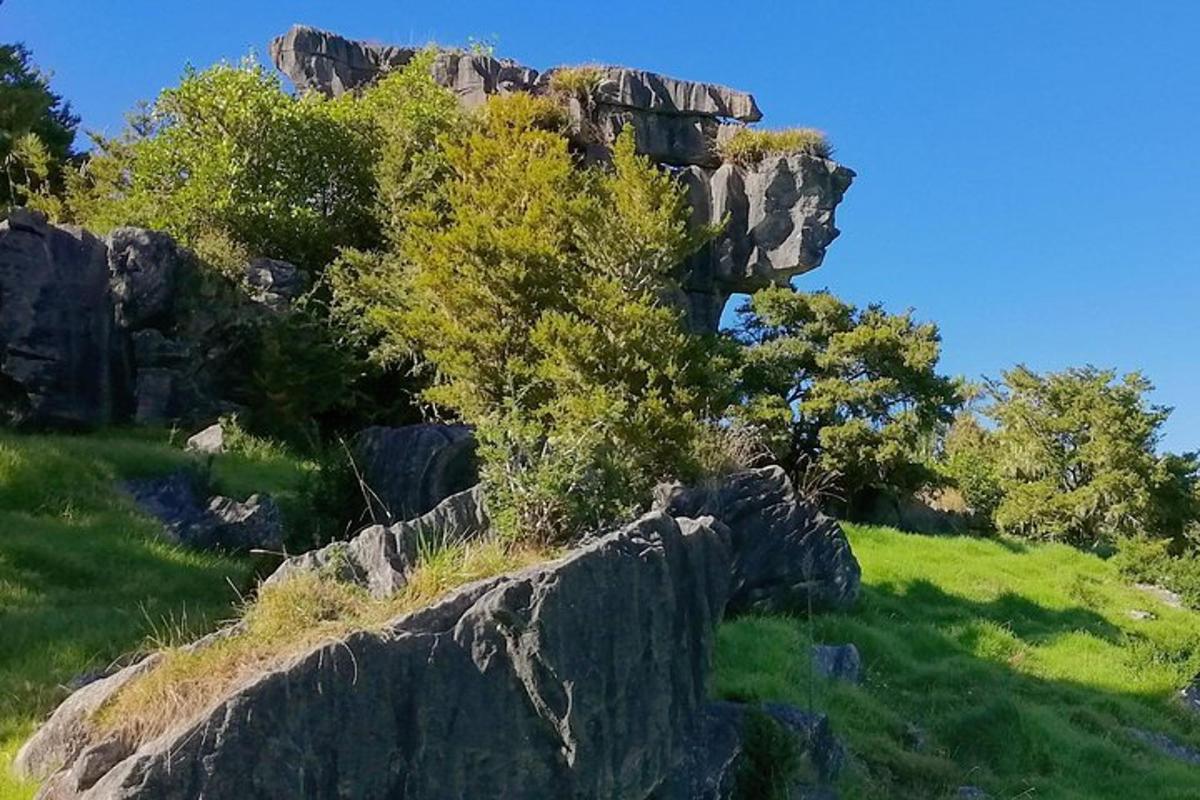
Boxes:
[985,366,1170,546]
[0,42,78,207]
[733,286,962,511]
[66,57,378,273]
[358,93,723,541]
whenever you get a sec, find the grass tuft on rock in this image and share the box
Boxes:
[719,127,832,165]
[92,538,553,746]
[547,65,605,100]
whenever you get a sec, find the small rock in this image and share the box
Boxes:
[811,643,863,684]
[1128,609,1157,621]
[902,721,928,752]
[1136,582,1184,609]
[207,494,283,552]
[956,787,990,800]
[245,257,304,312]
[185,422,225,454]
[125,470,282,552]
[1127,727,1200,765]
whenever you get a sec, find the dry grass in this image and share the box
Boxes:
[92,538,553,746]
[719,127,832,166]
[547,65,605,100]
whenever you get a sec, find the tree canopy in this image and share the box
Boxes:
[0,42,78,207]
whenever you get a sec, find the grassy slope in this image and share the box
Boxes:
[0,429,308,800]
[715,525,1200,800]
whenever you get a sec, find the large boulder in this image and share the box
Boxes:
[107,227,191,331]
[654,466,861,614]
[0,210,128,427]
[21,511,733,799]
[353,424,480,523]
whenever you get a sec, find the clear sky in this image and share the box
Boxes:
[6,1,1198,451]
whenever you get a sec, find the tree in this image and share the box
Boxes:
[984,366,1171,546]
[0,43,78,206]
[732,286,962,511]
[66,57,379,273]
[352,93,724,541]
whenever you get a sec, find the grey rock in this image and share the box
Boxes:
[244,257,303,312]
[654,466,861,614]
[106,227,190,331]
[956,788,991,800]
[903,721,929,752]
[1127,727,1200,765]
[31,511,732,799]
[185,422,225,454]
[581,65,761,121]
[354,423,480,523]
[858,490,974,534]
[12,655,161,782]
[1128,609,1157,621]
[0,209,128,428]
[811,643,862,684]
[267,484,489,597]
[124,470,283,552]
[679,154,855,331]
[1136,582,1184,609]
[655,701,843,800]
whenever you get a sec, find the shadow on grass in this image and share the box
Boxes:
[717,579,1200,800]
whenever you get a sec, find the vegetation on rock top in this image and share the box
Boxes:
[719,127,833,165]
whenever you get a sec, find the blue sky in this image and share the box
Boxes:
[6,1,1198,451]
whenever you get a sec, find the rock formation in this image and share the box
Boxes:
[17,469,858,799]
[0,210,300,429]
[269,25,854,332]
[353,424,480,524]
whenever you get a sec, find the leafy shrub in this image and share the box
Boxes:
[1,43,78,207]
[940,413,1003,521]
[1114,535,1200,609]
[984,366,1183,547]
[342,93,727,542]
[719,127,832,165]
[67,57,379,273]
[732,286,962,514]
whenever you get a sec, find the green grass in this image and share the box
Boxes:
[714,525,1200,799]
[0,429,309,800]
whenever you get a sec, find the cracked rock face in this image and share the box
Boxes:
[20,512,733,799]
[268,25,855,332]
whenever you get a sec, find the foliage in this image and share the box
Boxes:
[354,93,725,542]
[1114,535,1200,610]
[547,65,605,102]
[732,285,962,513]
[719,127,832,165]
[0,43,77,208]
[715,523,1200,799]
[939,412,1003,521]
[980,366,1183,547]
[65,57,379,272]
[732,707,803,800]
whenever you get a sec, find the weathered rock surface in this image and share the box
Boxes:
[184,421,225,454]
[654,466,861,614]
[654,701,844,800]
[1181,675,1200,716]
[0,210,127,427]
[354,423,480,523]
[24,511,734,799]
[268,25,854,332]
[124,470,283,552]
[1127,727,1200,766]
[811,643,863,684]
[244,257,304,312]
[267,484,490,597]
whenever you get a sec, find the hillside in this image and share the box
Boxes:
[3,431,1198,799]
[0,431,308,800]
[716,526,1200,799]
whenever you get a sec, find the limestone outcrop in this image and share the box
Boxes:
[353,424,480,524]
[269,25,854,331]
[18,469,858,799]
[0,211,301,429]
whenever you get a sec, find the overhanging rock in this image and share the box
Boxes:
[269,25,855,332]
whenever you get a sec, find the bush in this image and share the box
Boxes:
[1114,535,1200,609]
[732,286,962,514]
[343,94,727,542]
[719,127,832,165]
[985,366,1183,547]
[1,43,78,207]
